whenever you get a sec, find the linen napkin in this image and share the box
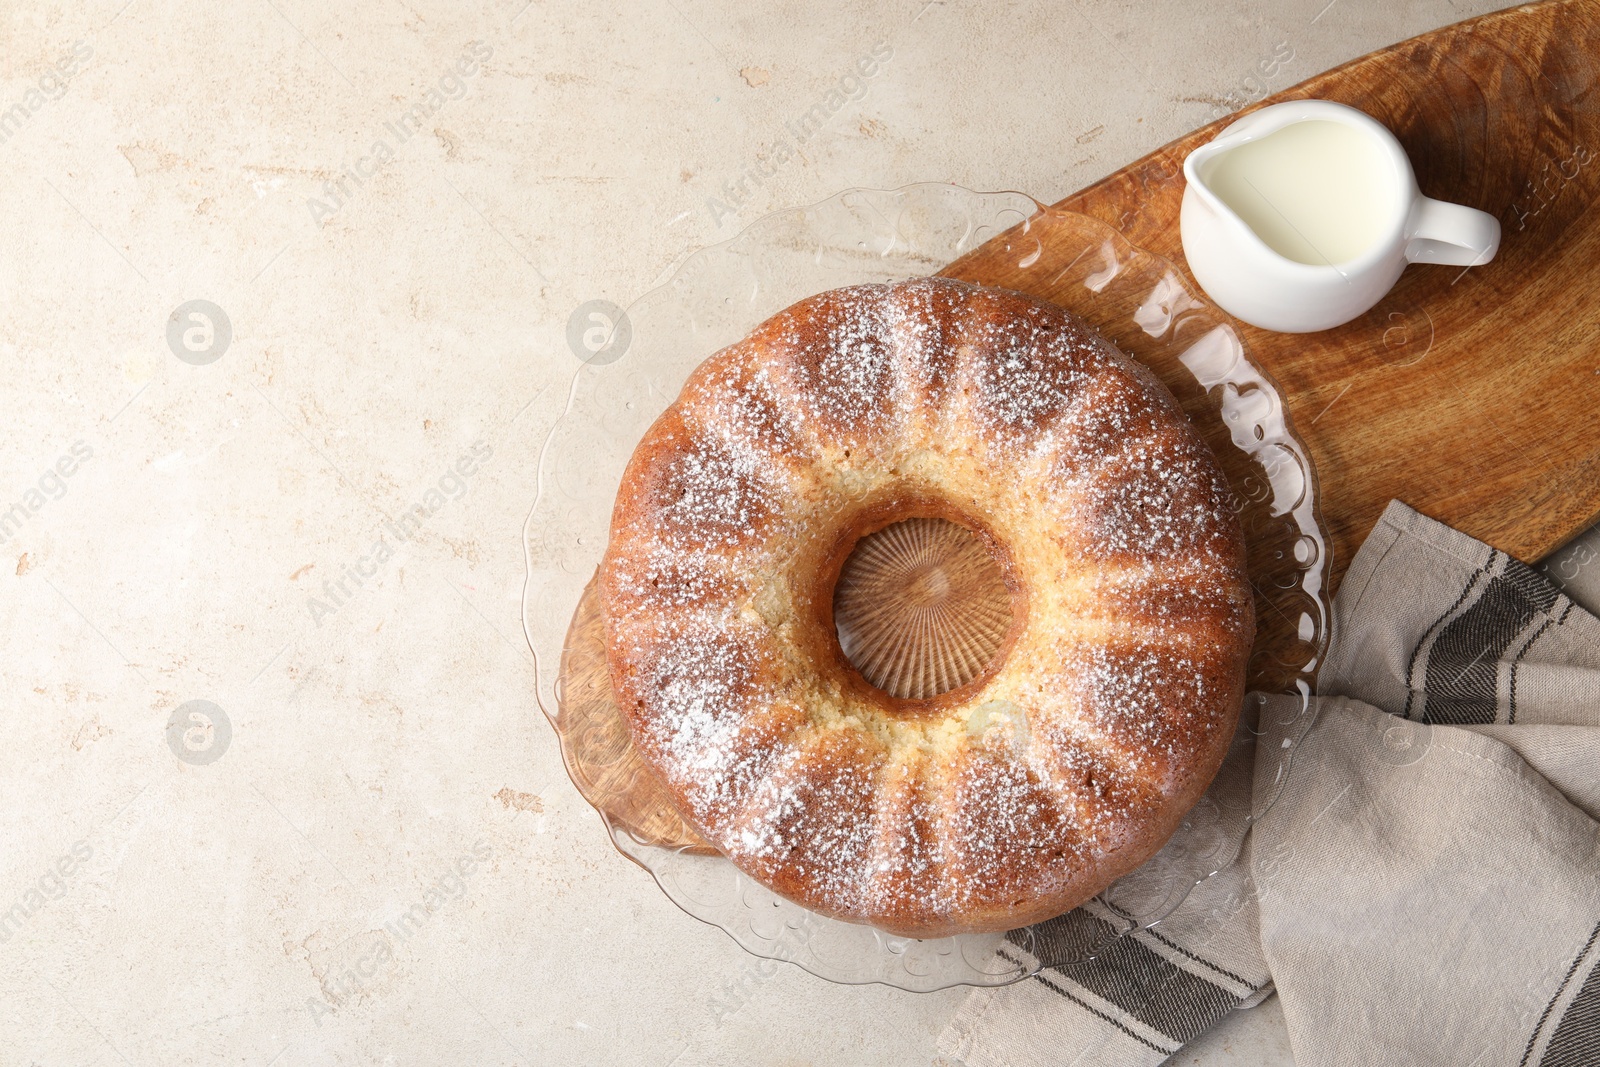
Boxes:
[939,500,1600,1067]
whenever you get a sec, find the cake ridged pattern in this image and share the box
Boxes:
[600,277,1253,937]
[833,518,1013,701]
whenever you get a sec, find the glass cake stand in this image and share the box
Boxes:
[521,183,1329,991]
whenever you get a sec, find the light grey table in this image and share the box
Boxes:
[2,1,1559,1064]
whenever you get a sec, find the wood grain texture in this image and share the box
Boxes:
[953,0,1600,591]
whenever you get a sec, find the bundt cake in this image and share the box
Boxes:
[598,277,1253,937]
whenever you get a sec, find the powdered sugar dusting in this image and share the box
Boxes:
[621,623,802,825]
[648,426,781,549]
[1068,435,1236,562]
[959,300,1101,446]
[760,291,896,447]
[599,277,1253,935]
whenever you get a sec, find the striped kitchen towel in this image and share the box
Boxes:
[939,500,1600,1067]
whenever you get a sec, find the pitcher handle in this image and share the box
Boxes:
[1405,196,1501,267]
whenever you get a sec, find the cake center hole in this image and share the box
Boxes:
[833,517,1013,701]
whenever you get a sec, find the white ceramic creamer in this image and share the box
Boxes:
[1180,100,1501,333]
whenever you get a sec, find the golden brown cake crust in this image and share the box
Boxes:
[599,278,1253,938]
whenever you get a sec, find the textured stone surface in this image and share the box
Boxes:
[0,1,1523,1063]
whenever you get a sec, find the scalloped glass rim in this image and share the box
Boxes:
[521,183,1330,991]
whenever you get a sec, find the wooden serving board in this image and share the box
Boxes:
[557,3,1600,853]
[948,0,1600,596]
